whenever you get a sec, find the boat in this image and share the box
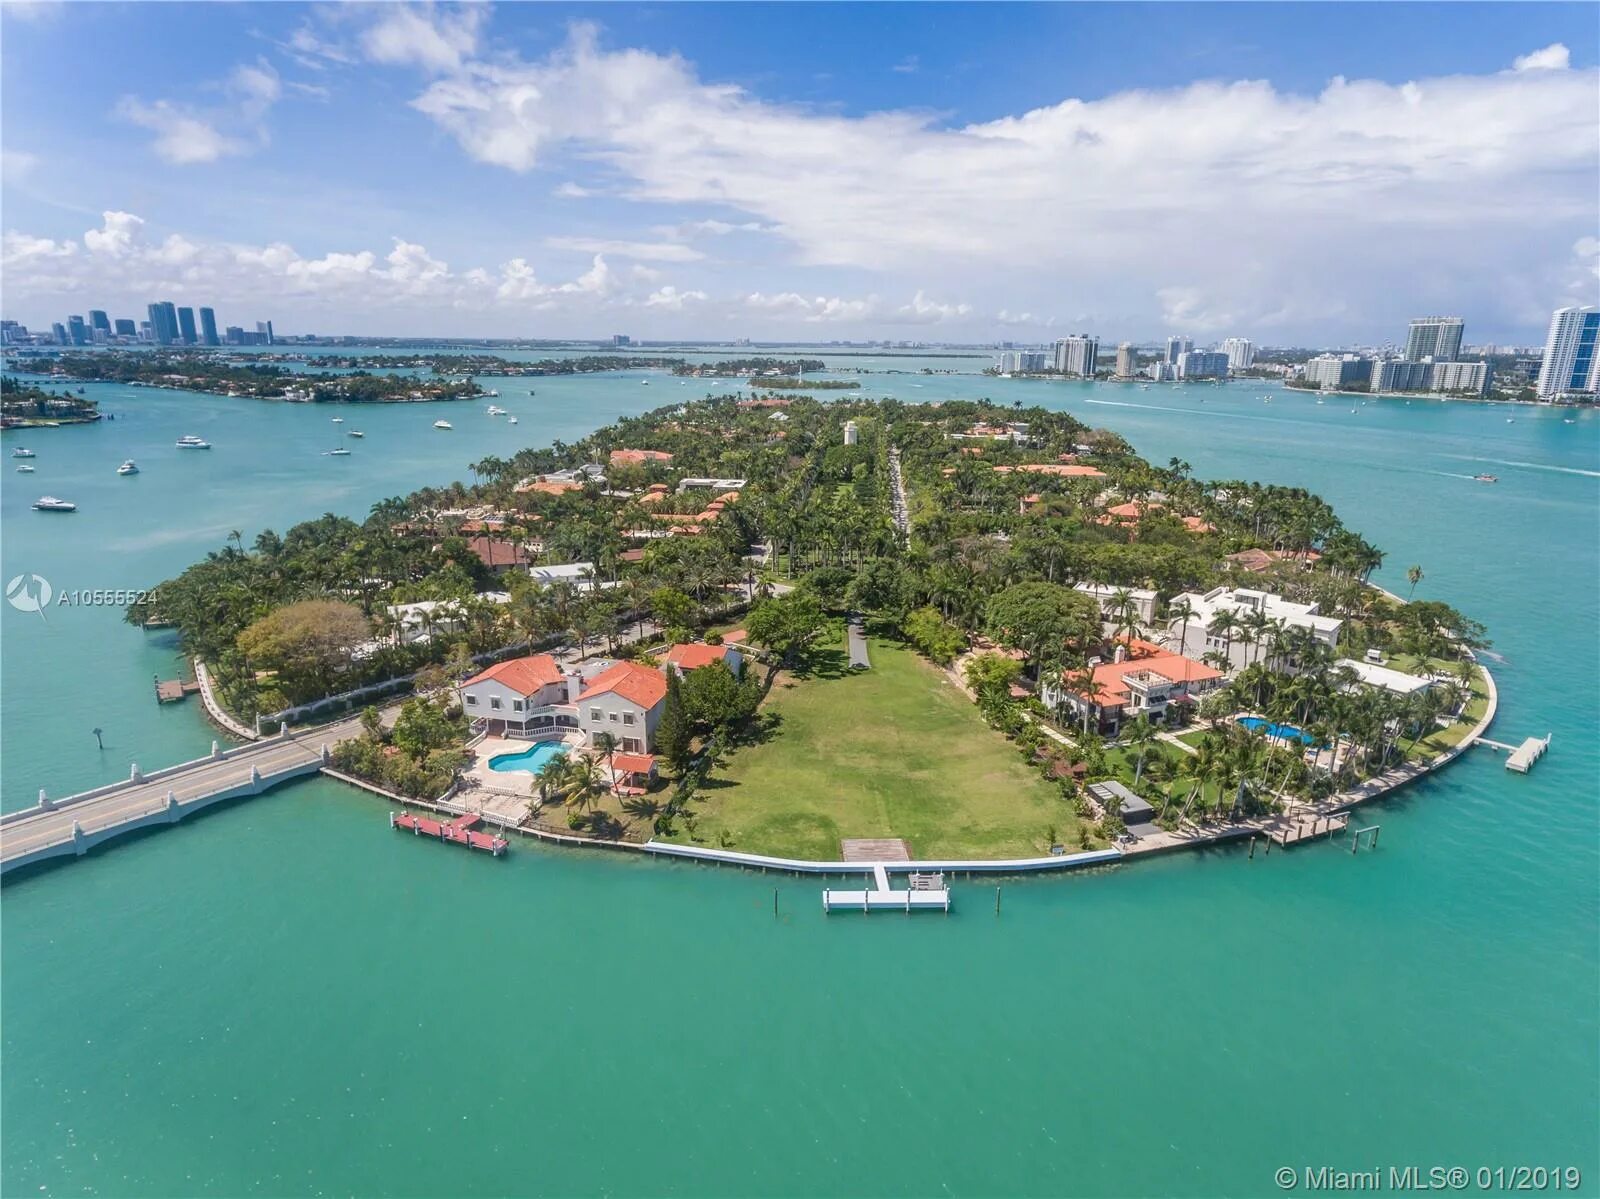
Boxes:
[486,405,507,416]
[507,416,518,425]
[348,430,365,438]
[32,496,77,512]
[16,464,36,473]
[117,459,139,475]
[433,420,453,430]
[640,379,650,386]
[11,447,35,458]
[176,435,211,448]
[331,416,344,424]
[325,447,352,456]
[485,389,499,397]
[1474,474,1498,483]
[1505,417,1515,424]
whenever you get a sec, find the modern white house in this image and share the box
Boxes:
[527,562,618,593]
[1333,658,1436,697]
[459,655,667,754]
[1166,586,1342,674]
[1074,583,1159,628]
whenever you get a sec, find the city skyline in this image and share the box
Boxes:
[2,3,1597,341]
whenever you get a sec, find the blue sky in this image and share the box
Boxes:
[3,2,1597,343]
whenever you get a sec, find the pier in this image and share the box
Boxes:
[0,713,370,876]
[1474,733,1551,773]
[154,674,200,704]
[823,862,951,913]
[390,810,508,857]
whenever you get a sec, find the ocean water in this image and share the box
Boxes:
[2,368,1596,1197]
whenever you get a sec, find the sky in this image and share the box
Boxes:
[2,2,1597,344]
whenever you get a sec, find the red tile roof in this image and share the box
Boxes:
[576,661,668,709]
[610,449,674,466]
[611,752,656,775]
[1064,642,1222,709]
[463,654,565,695]
[466,535,530,568]
[721,629,748,644]
[663,643,734,670]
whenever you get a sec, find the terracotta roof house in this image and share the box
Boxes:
[662,642,744,675]
[466,535,531,571]
[1039,639,1222,736]
[573,661,670,754]
[459,654,576,736]
[609,449,675,466]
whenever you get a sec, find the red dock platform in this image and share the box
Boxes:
[390,810,509,857]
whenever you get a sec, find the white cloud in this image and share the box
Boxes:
[116,99,243,165]
[1514,44,1571,72]
[2,148,39,179]
[645,285,708,310]
[397,26,1599,339]
[360,3,485,73]
[83,210,146,256]
[116,56,292,165]
[545,236,703,262]
[554,181,595,198]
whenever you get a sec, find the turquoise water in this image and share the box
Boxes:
[3,369,1597,1196]
[487,741,567,774]
[1238,716,1315,744]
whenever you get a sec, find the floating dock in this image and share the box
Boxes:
[154,675,200,704]
[391,810,509,856]
[1475,734,1551,773]
[823,864,949,913]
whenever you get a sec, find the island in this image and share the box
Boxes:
[126,395,1492,865]
[1,378,102,428]
[27,351,484,403]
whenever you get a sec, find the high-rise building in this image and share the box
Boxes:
[1176,350,1229,380]
[147,301,179,345]
[1404,317,1464,363]
[51,322,68,345]
[612,334,632,347]
[1,320,23,344]
[199,307,220,346]
[1115,342,1137,379]
[1426,361,1491,397]
[89,310,111,335]
[177,307,198,345]
[1373,360,1431,393]
[1535,305,1600,399]
[1301,354,1373,390]
[66,315,90,345]
[1221,337,1255,371]
[114,318,137,337]
[1054,334,1099,377]
[1165,336,1192,365]
[256,320,274,346]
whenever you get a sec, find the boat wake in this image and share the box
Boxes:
[1443,455,1599,479]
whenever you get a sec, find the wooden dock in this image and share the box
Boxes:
[154,675,199,704]
[391,809,508,856]
[1263,810,1349,847]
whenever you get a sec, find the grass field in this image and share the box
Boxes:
[666,634,1088,860]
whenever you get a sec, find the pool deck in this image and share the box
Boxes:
[462,733,582,799]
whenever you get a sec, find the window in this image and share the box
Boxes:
[622,713,635,726]
[623,738,642,753]
[608,712,619,723]
[489,697,501,711]
[512,699,523,712]
[465,694,478,706]
[590,708,603,722]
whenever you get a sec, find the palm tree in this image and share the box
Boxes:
[562,752,606,817]
[1166,597,1195,654]
[1126,714,1158,786]
[593,731,619,792]
[531,755,568,817]
[1406,564,1424,600]
[1109,587,1141,643]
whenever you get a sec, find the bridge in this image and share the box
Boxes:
[0,715,367,876]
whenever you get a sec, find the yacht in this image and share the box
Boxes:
[11,447,36,458]
[348,430,366,438]
[1506,417,1515,424]
[486,405,507,416]
[176,434,211,448]
[485,389,499,397]
[640,378,650,386]
[325,447,352,456]
[507,416,519,425]
[117,459,139,475]
[16,464,36,473]
[433,420,453,430]
[331,416,345,424]
[32,496,77,512]
[1474,474,1498,483]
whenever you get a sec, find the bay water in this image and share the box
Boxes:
[3,363,1596,1196]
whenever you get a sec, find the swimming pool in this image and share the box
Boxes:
[1236,716,1316,745]
[487,741,569,773]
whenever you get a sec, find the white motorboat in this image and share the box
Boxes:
[16,464,36,473]
[640,379,650,385]
[486,405,507,416]
[11,447,36,458]
[331,416,344,423]
[176,434,211,448]
[348,430,365,438]
[117,459,140,475]
[325,447,352,456]
[507,416,518,425]
[32,495,77,512]
[485,389,499,397]
[434,420,453,430]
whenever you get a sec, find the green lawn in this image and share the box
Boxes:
[1405,666,1492,762]
[666,635,1088,860]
